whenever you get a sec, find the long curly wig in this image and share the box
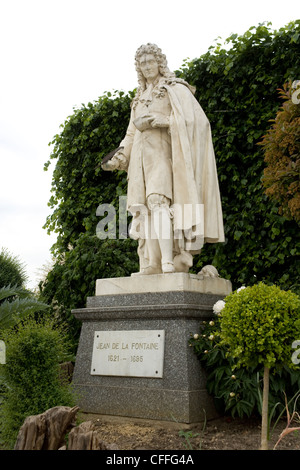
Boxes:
[132,43,195,107]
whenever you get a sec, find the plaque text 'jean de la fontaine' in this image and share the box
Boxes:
[91,330,165,378]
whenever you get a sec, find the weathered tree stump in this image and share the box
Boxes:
[67,421,118,450]
[14,414,47,450]
[14,405,79,450]
[15,406,118,450]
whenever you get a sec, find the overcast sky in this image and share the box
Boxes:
[0,0,299,290]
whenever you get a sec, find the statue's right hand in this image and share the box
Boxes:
[101,153,127,171]
[101,158,118,171]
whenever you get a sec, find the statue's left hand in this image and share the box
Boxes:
[149,114,170,128]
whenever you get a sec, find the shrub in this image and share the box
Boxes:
[0,248,27,289]
[219,284,300,369]
[0,315,76,449]
[190,319,300,419]
[194,282,300,450]
[190,283,300,449]
[219,283,300,449]
[260,81,300,223]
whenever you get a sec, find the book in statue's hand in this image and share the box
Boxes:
[96,147,124,170]
[102,146,124,164]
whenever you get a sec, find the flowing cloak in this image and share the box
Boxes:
[119,79,225,255]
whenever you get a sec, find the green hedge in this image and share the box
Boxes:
[0,316,75,449]
[177,21,300,291]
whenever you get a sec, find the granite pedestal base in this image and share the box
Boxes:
[72,273,231,423]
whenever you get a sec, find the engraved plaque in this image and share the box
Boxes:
[90,330,165,378]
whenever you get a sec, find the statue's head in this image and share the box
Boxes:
[135,43,173,88]
[132,43,195,103]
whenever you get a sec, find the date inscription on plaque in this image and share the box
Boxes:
[91,330,165,378]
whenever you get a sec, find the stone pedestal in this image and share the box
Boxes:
[72,273,231,423]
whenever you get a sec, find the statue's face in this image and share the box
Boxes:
[139,54,160,83]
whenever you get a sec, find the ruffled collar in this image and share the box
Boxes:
[139,77,165,104]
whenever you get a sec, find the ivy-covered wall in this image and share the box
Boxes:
[177,21,300,290]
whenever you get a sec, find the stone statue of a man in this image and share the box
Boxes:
[102,43,224,275]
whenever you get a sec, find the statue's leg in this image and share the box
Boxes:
[148,195,175,274]
[133,214,162,275]
[151,206,174,273]
[133,195,175,275]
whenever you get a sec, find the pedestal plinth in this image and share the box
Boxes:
[72,273,231,423]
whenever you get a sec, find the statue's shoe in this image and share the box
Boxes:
[131,266,162,276]
[162,262,175,273]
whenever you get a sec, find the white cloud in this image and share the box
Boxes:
[0,0,298,289]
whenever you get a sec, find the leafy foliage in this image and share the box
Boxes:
[43,90,134,254]
[41,91,138,338]
[189,284,300,418]
[209,282,300,449]
[40,235,138,339]
[259,81,300,223]
[0,248,27,289]
[0,249,49,332]
[0,315,75,449]
[176,21,300,292]
[219,283,300,369]
[0,285,49,330]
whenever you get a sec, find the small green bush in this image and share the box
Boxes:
[190,283,300,419]
[219,283,300,369]
[0,315,76,449]
[190,319,300,418]
[219,282,300,449]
